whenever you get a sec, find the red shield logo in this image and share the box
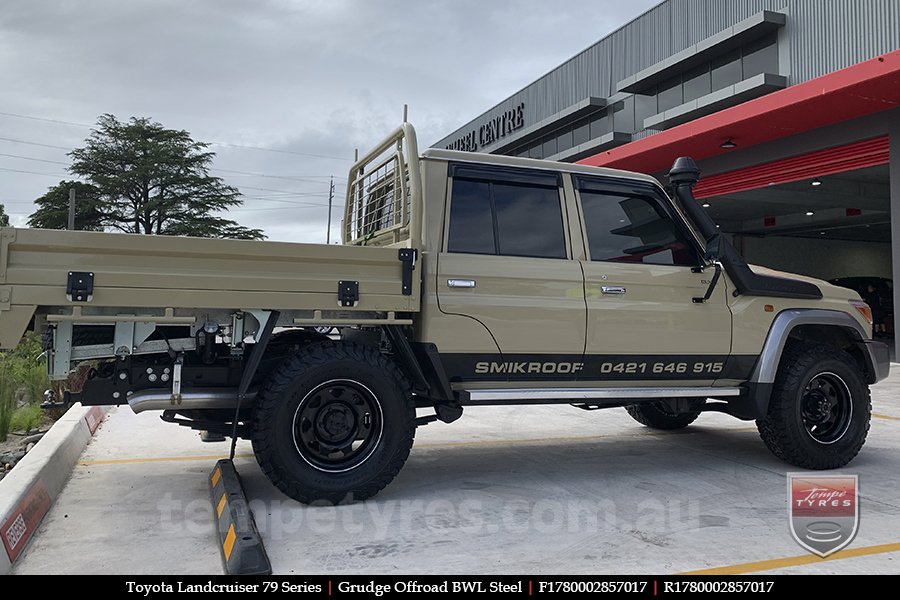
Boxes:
[788,474,858,557]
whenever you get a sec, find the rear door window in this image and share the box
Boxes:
[447,166,567,259]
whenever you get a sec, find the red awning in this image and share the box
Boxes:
[578,50,900,175]
[693,136,890,198]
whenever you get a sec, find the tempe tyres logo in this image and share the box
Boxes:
[788,474,858,557]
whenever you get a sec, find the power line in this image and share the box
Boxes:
[237,183,336,196]
[0,152,69,165]
[0,110,351,161]
[0,152,348,193]
[0,166,68,177]
[241,196,333,207]
[0,111,91,128]
[229,204,345,213]
[210,167,339,185]
[0,149,348,191]
[0,136,71,151]
[241,192,330,199]
[210,141,350,162]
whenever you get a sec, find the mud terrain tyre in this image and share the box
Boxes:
[252,342,415,504]
[624,401,700,430]
[757,342,870,469]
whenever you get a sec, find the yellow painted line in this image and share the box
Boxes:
[216,493,227,518]
[211,467,222,487]
[223,524,236,561]
[681,541,900,575]
[873,412,900,421]
[78,453,254,466]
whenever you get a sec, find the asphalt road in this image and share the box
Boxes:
[12,373,900,575]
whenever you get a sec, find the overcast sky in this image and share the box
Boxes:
[0,0,657,242]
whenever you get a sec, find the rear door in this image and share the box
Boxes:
[435,163,586,381]
[574,175,734,383]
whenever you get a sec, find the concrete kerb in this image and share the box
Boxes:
[0,403,108,575]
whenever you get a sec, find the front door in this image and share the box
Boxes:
[574,176,733,384]
[435,164,586,382]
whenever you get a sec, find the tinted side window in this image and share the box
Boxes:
[493,182,566,259]
[447,179,495,255]
[447,175,567,259]
[580,190,696,266]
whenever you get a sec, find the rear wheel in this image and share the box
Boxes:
[252,342,415,504]
[757,343,870,469]
[624,399,700,430]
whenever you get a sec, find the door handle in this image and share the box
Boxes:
[448,279,476,288]
[601,285,626,295]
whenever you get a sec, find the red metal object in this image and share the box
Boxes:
[693,136,889,198]
[578,50,900,175]
[84,405,105,435]
[2,480,51,562]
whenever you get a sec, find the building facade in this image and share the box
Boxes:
[436,0,900,351]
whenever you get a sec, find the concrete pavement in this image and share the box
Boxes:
[12,373,900,575]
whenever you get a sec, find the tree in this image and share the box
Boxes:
[27,181,104,231]
[0,203,8,227]
[37,114,264,240]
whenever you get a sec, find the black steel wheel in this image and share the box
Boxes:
[757,343,870,469]
[252,342,414,504]
[800,372,853,444]
[292,379,383,472]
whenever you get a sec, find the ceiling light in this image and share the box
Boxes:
[720,139,737,149]
[702,202,711,208]
[805,211,815,216]
[811,178,822,186]
[715,224,721,228]
[820,231,826,235]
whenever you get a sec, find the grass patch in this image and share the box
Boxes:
[10,403,45,433]
[0,366,13,443]
[0,333,49,441]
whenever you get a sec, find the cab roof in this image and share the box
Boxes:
[421,148,662,187]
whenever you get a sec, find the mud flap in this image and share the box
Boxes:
[209,459,271,575]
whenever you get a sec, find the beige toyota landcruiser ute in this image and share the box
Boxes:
[0,123,888,503]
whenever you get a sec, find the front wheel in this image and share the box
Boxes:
[307,326,334,335]
[252,342,415,504]
[757,343,870,469]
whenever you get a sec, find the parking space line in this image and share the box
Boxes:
[681,541,900,574]
[873,412,900,421]
[79,453,255,466]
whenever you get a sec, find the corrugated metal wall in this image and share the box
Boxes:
[435,0,900,148]
[787,0,900,82]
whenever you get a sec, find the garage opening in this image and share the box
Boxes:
[698,146,892,344]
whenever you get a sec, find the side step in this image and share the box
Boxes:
[460,386,742,405]
[209,459,271,576]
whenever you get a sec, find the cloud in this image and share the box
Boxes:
[0,0,657,241]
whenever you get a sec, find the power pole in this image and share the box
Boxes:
[67,187,76,230]
[326,176,335,244]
